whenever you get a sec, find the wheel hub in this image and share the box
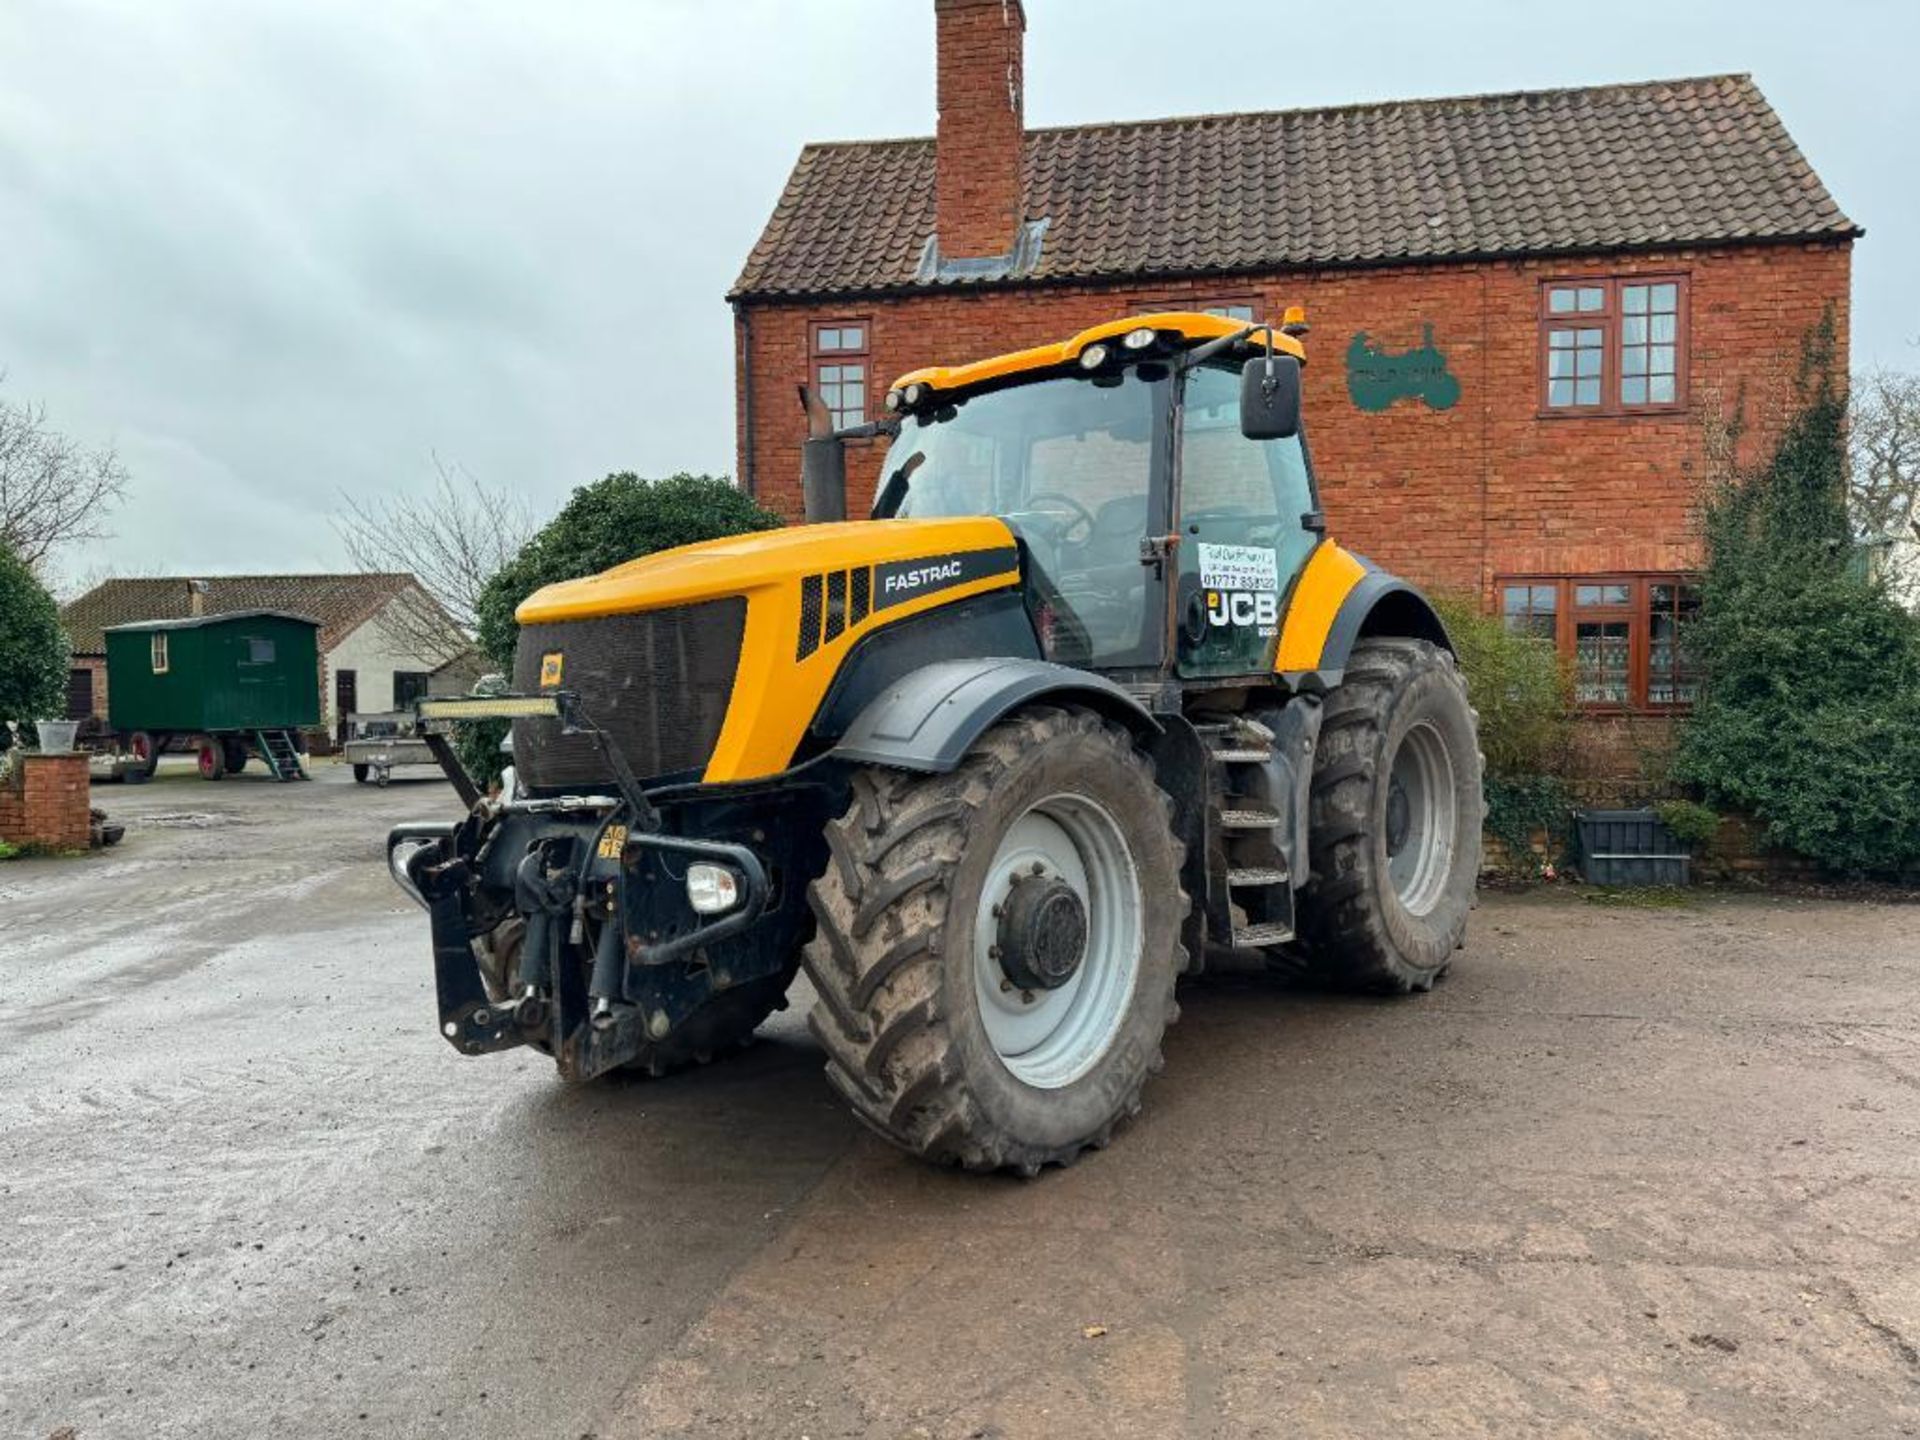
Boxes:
[1385,776,1411,855]
[996,873,1087,991]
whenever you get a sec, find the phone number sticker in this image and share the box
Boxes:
[1196,543,1279,593]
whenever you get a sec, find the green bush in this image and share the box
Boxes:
[1428,593,1577,874]
[449,673,511,794]
[1675,315,1920,875]
[1429,591,1575,778]
[1655,798,1721,850]
[475,472,781,669]
[0,543,67,739]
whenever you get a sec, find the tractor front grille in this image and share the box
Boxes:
[511,599,747,791]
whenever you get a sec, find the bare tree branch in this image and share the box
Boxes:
[333,457,535,667]
[0,385,130,570]
[1849,368,1920,541]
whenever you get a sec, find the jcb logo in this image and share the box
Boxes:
[538,652,564,689]
[1206,591,1278,629]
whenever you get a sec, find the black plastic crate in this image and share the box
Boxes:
[1575,808,1692,887]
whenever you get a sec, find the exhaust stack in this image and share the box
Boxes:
[798,384,847,524]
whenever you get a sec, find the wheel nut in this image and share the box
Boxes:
[1030,862,1045,876]
[1021,989,1035,1004]
[999,978,1013,993]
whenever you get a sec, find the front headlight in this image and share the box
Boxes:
[686,862,741,916]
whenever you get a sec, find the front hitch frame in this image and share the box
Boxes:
[386,813,776,1078]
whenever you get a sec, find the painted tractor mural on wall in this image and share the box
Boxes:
[1346,325,1461,413]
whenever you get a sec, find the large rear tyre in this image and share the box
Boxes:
[802,706,1188,1175]
[1297,638,1482,993]
[197,741,227,782]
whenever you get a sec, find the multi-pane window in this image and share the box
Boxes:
[1647,581,1701,705]
[811,320,869,430]
[151,633,169,674]
[1540,276,1686,414]
[1497,576,1701,710]
[1500,582,1559,641]
[1620,282,1681,407]
[1202,301,1256,322]
[1572,582,1634,705]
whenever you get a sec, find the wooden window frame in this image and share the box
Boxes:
[1495,574,1701,713]
[810,318,871,431]
[1537,274,1689,418]
[151,632,169,674]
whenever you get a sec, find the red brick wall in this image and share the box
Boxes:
[736,241,1851,597]
[72,655,108,722]
[0,754,92,852]
[934,0,1025,259]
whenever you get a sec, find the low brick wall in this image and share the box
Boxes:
[0,754,92,852]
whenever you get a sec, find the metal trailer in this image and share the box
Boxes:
[104,609,321,781]
[341,711,438,786]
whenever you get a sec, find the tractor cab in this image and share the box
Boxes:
[872,312,1318,681]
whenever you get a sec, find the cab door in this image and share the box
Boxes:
[1172,363,1322,680]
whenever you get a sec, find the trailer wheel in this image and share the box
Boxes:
[127,731,162,777]
[1296,637,1482,993]
[222,739,251,774]
[352,764,371,784]
[197,741,227,781]
[803,706,1188,1175]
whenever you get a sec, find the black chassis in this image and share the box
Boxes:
[388,770,838,1082]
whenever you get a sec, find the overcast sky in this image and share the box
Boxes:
[2,0,1912,590]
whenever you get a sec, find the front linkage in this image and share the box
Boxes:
[387,692,804,1081]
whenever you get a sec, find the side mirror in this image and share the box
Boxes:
[1240,353,1301,441]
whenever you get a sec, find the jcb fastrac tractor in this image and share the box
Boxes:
[390,311,1482,1174]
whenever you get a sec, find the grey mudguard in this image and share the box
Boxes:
[1315,571,1452,677]
[833,658,1160,774]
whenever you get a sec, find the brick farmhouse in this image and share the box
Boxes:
[730,0,1857,714]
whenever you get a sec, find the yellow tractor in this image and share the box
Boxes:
[390,312,1482,1174]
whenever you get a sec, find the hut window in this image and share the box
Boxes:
[151,633,169,674]
[246,637,276,664]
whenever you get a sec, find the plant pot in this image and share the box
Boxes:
[1575,808,1692,887]
[35,720,80,754]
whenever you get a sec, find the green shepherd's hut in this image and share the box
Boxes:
[105,610,320,780]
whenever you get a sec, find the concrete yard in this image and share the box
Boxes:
[2,761,1917,1439]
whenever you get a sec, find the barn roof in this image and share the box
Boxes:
[62,574,416,655]
[732,73,1857,300]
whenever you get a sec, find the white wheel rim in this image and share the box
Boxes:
[1386,720,1457,917]
[973,794,1143,1090]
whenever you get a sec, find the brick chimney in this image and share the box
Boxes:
[934,0,1026,260]
[188,579,208,617]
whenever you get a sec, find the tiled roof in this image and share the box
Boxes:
[732,74,1856,299]
[61,574,417,654]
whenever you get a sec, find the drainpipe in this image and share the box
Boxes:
[734,301,757,500]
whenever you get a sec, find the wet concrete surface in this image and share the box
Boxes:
[2,759,1918,1438]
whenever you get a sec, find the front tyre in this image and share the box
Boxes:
[1297,638,1482,992]
[803,706,1189,1175]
